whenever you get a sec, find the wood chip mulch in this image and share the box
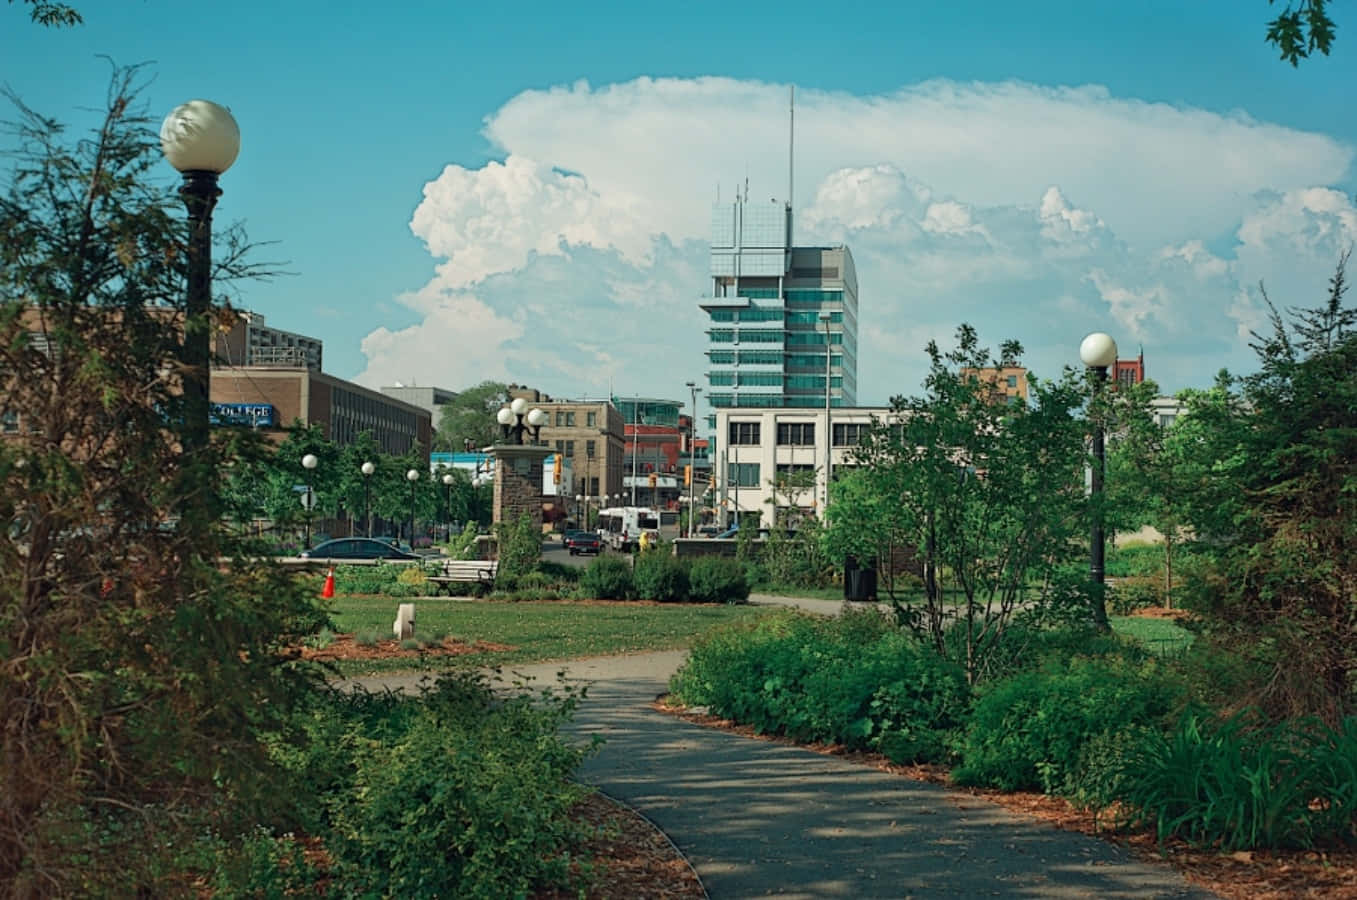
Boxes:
[534,791,706,899]
[652,697,1357,900]
[297,633,516,661]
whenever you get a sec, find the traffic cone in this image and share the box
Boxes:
[321,567,335,599]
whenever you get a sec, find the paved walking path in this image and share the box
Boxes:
[344,594,1212,898]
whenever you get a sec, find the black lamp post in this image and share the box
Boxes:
[160,100,240,539]
[301,453,318,549]
[361,460,375,538]
[496,398,546,445]
[1080,331,1118,632]
[406,468,420,545]
[442,472,455,538]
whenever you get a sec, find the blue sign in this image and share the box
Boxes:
[210,403,276,427]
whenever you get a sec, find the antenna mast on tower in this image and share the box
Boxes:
[788,84,795,245]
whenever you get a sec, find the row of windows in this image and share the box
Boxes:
[784,310,843,326]
[738,350,782,364]
[738,330,784,343]
[784,289,843,306]
[710,372,844,390]
[726,420,872,447]
[709,308,781,323]
[785,353,842,368]
[784,375,843,390]
[785,332,844,346]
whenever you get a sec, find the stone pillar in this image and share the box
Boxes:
[491,444,552,531]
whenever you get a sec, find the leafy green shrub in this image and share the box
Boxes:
[396,565,429,592]
[515,571,562,598]
[671,611,970,763]
[1105,543,1164,578]
[578,556,634,600]
[959,617,1146,684]
[447,522,481,560]
[952,655,1184,793]
[687,556,750,604]
[494,513,541,580]
[1100,713,1357,850]
[333,563,402,595]
[274,672,592,897]
[1109,577,1163,615]
[633,551,690,602]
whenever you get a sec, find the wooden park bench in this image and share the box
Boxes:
[425,559,499,595]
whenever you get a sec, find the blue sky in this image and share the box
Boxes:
[4,0,1355,406]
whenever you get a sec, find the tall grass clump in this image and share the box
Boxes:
[1095,713,1357,850]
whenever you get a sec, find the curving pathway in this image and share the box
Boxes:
[346,623,1215,898]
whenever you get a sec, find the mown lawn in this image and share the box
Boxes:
[323,597,777,674]
[1109,614,1195,655]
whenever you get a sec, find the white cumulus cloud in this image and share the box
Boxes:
[356,76,1354,403]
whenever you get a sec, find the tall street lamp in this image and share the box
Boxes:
[575,493,584,529]
[160,99,240,539]
[405,468,421,546]
[361,460,375,537]
[496,398,547,445]
[1080,331,1118,632]
[685,381,701,537]
[301,453,318,549]
[442,472,455,538]
[820,311,833,512]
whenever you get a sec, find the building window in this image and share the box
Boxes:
[708,350,735,364]
[555,411,565,426]
[709,309,735,322]
[728,421,761,445]
[586,411,596,427]
[728,462,760,487]
[737,350,782,364]
[1006,375,1018,388]
[738,372,781,386]
[776,422,815,446]
[709,329,735,343]
[555,440,564,453]
[565,440,575,457]
[739,329,783,343]
[586,439,596,458]
[832,423,868,447]
[1,411,18,434]
[709,371,735,386]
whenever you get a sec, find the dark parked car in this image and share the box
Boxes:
[300,538,418,560]
[562,529,585,551]
[568,532,602,556]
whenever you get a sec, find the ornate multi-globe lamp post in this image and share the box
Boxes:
[496,397,547,444]
[1080,331,1118,631]
[160,99,240,539]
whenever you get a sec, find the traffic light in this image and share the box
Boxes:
[684,465,692,486]
[552,454,562,483]
[648,471,657,488]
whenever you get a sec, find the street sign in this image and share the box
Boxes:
[300,487,316,511]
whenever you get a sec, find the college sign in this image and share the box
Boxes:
[209,402,276,427]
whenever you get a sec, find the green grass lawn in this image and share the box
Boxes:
[323,597,776,674]
[1110,614,1195,656]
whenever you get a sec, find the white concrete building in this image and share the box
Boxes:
[713,406,899,529]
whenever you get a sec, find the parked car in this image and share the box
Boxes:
[300,538,418,560]
[562,529,585,551]
[568,532,603,556]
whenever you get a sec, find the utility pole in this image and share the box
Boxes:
[686,381,701,537]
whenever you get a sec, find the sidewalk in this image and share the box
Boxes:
[347,647,1213,899]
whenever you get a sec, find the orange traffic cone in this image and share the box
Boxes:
[321,567,335,599]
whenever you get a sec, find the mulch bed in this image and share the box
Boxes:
[298,633,516,662]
